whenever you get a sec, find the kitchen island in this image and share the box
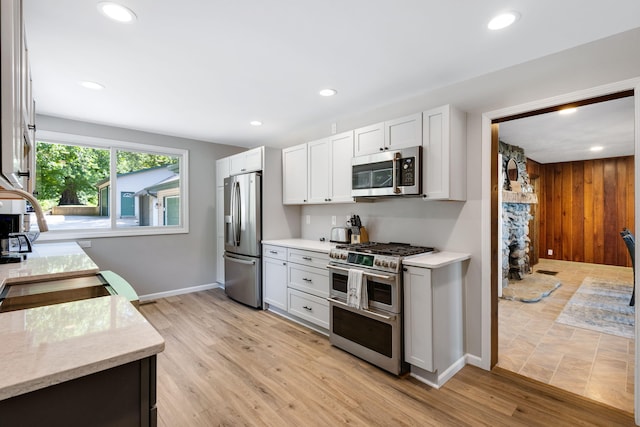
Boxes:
[0,242,164,426]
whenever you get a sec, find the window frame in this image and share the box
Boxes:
[34,130,189,241]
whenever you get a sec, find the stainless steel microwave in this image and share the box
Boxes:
[351,146,421,197]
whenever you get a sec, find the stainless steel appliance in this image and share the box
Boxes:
[330,227,351,243]
[0,214,31,263]
[223,172,262,308]
[327,242,435,374]
[351,146,421,197]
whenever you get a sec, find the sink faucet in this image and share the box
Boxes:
[0,188,48,232]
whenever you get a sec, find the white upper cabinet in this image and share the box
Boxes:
[307,138,330,203]
[422,105,466,201]
[229,146,263,175]
[1,0,33,190]
[328,131,354,203]
[354,113,422,156]
[283,131,354,205]
[354,122,384,156]
[282,143,308,204]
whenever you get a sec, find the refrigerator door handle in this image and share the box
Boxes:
[223,254,257,265]
[233,181,241,245]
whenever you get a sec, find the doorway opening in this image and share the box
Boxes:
[492,90,635,412]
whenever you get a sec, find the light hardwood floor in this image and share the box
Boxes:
[499,259,635,413]
[140,288,635,426]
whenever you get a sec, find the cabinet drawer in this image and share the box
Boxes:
[288,249,329,269]
[288,289,329,329]
[263,245,287,261]
[288,264,329,298]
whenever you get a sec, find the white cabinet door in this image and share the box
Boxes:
[282,143,308,204]
[422,105,466,201]
[263,256,288,311]
[403,265,433,371]
[385,113,422,151]
[229,147,263,175]
[243,147,263,172]
[306,138,330,203]
[329,131,354,203]
[216,158,229,187]
[0,0,27,188]
[354,122,384,156]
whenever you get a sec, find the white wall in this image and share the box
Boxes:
[292,28,640,362]
[36,114,244,296]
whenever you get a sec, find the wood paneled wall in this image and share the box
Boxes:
[534,156,634,267]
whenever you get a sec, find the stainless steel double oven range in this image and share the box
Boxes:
[327,242,434,375]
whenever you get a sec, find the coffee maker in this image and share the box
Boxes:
[0,214,32,263]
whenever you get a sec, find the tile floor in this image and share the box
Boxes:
[498,258,635,413]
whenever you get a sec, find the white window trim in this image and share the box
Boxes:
[34,130,189,241]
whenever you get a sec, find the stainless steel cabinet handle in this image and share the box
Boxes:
[223,254,256,265]
[302,256,312,261]
[326,264,393,280]
[302,305,313,311]
[269,250,278,254]
[327,297,395,321]
[302,278,312,282]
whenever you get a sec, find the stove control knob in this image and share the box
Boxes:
[374,259,381,266]
[389,261,397,270]
[341,253,347,260]
[382,260,389,268]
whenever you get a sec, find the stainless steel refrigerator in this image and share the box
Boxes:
[223,172,262,308]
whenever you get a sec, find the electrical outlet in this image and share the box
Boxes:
[306,215,311,225]
[331,216,336,225]
[547,249,553,256]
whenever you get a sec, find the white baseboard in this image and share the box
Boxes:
[465,353,486,369]
[139,282,222,302]
[409,356,466,389]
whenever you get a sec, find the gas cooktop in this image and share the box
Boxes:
[329,242,436,273]
[334,242,435,257]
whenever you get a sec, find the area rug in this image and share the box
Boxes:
[501,273,561,303]
[556,277,635,339]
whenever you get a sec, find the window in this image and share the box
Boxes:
[33,131,188,239]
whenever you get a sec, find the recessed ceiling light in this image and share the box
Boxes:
[590,146,604,152]
[250,120,263,126]
[79,81,105,90]
[558,107,577,115]
[319,88,337,97]
[97,2,137,23]
[488,11,520,30]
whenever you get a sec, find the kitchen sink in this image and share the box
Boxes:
[0,275,115,313]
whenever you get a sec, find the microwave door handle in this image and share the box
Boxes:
[392,152,401,194]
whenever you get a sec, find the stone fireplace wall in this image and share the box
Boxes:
[499,141,535,288]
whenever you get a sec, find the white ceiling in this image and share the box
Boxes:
[498,96,636,164]
[23,0,640,148]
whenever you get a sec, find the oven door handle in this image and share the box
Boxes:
[326,264,393,281]
[327,297,396,321]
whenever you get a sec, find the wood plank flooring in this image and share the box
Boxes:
[140,289,635,426]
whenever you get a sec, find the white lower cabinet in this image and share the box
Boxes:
[263,245,288,311]
[287,288,329,329]
[287,248,329,329]
[403,263,463,384]
[263,244,330,331]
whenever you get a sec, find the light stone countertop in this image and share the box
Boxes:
[0,242,99,292]
[0,295,164,400]
[402,251,471,268]
[262,238,336,253]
